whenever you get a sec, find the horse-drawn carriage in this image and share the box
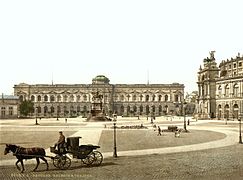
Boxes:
[51,136,103,170]
[4,136,103,172]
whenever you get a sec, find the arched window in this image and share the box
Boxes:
[218,86,222,96]
[140,105,143,113]
[31,95,35,102]
[121,106,124,114]
[127,94,130,101]
[83,95,87,102]
[140,95,143,101]
[146,105,149,115]
[63,95,68,102]
[51,106,55,113]
[120,95,124,101]
[165,95,168,102]
[44,106,48,114]
[174,95,179,102]
[44,95,48,102]
[57,95,62,102]
[133,106,137,112]
[152,105,155,112]
[158,95,162,102]
[225,84,230,97]
[37,95,41,102]
[233,84,239,97]
[70,95,74,102]
[152,95,155,101]
[19,95,24,102]
[146,95,149,102]
[132,95,136,101]
[50,95,55,102]
[127,106,130,114]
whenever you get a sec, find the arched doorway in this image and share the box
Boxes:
[233,104,239,120]
[224,104,229,120]
[218,105,222,119]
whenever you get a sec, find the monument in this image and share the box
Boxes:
[87,90,111,121]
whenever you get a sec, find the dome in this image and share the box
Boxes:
[92,75,110,84]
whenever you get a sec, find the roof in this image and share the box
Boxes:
[0,95,19,100]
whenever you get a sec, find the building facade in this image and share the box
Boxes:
[197,52,243,119]
[14,75,184,118]
[0,94,19,119]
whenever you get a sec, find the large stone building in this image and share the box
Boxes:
[14,75,184,118]
[0,94,19,119]
[197,52,243,119]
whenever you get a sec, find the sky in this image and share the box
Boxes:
[1,0,243,95]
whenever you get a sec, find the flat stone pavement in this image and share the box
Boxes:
[0,116,240,166]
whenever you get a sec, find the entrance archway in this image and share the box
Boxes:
[233,104,239,120]
[224,104,229,120]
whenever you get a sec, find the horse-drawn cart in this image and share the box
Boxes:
[50,136,103,170]
[4,136,103,172]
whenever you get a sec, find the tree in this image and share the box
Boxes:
[19,100,34,117]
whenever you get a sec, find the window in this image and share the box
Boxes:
[165,95,168,102]
[239,62,242,67]
[158,95,162,102]
[175,95,179,102]
[50,95,55,102]
[146,95,149,102]
[37,95,41,102]
[132,95,136,101]
[225,84,230,97]
[234,63,236,68]
[218,86,222,95]
[44,95,48,102]
[152,95,155,101]
[83,95,87,102]
[120,95,124,101]
[233,84,239,97]
[229,65,231,69]
[57,95,62,102]
[31,95,35,102]
[140,95,143,101]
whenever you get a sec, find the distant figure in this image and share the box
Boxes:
[157,126,162,136]
[65,118,67,123]
[187,119,190,125]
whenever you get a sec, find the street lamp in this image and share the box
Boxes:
[35,106,39,125]
[183,102,188,132]
[113,115,117,158]
[239,113,242,144]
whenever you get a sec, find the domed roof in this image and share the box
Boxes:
[92,75,110,84]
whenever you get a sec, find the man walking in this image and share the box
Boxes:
[157,126,162,136]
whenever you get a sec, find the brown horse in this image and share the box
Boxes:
[4,144,49,173]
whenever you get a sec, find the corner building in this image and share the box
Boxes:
[197,52,243,119]
[14,75,184,118]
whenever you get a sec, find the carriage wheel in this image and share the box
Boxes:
[92,151,103,166]
[81,152,95,165]
[53,155,71,170]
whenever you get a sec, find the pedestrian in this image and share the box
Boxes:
[65,118,67,123]
[157,126,162,136]
[187,119,190,125]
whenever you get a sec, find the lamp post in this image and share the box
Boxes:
[239,113,242,144]
[113,115,117,158]
[183,102,187,132]
[35,106,38,125]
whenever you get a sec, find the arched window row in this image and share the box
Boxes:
[217,83,240,97]
[30,94,91,102]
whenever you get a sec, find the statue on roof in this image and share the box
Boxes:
[209,51,216,60]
